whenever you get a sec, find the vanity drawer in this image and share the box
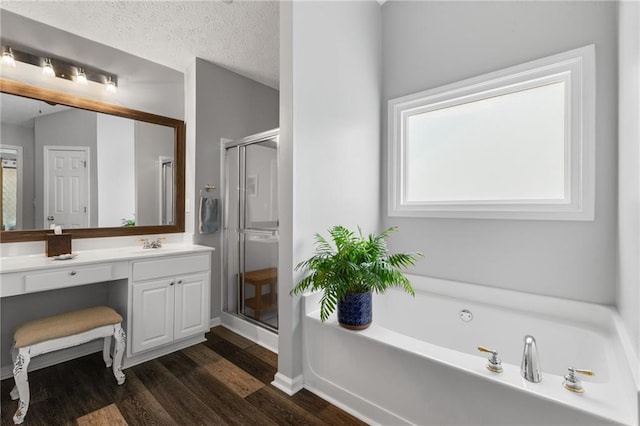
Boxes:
[25,265,114,293]
[0,273,25,297]
[132,253,210,282]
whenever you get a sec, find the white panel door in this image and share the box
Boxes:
[131,279,175,354]
[174,272,210,340]
[45,148,88,229]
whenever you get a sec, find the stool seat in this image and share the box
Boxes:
[14,306,122,348]
[240,267,277,321]
[9,306,125,424]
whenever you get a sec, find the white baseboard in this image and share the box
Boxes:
[210,317,221,328]
[220,312,278,353]
[271,372,304,395]
[122,334,205,369]
[1,340,103,380]
[302,372,409,425]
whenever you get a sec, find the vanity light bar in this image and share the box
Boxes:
[1,47,16,67]
[42,58,55,77]
[76,67,88,85]
[0,45,118,92]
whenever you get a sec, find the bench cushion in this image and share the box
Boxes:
[14,306,122,348]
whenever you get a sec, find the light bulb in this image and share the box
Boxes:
[1,47,16,67]
[106,76,117,93]
[42,58,55,77]
[76,67,88,85]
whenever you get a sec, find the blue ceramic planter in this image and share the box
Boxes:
[337,292,372,330]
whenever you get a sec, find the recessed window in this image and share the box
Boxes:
[388,45,595,220]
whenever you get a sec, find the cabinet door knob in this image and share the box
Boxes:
[69,271,77,276]
[170,281,175,286]
[177,280,183,284]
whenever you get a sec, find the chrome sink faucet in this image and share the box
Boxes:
[140,237,165,249]
[521,335,542,383]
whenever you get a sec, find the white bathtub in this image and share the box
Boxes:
[302,274,638,425]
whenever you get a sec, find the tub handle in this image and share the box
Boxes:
[477,346,503,373]
[477,346,495,354]
[563,366,595,393]
[573,368,595,376]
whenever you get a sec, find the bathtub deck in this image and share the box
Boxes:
[302,276,637,426]
[0,326,366,426]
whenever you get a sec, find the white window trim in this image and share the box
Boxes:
[388,45,595,221]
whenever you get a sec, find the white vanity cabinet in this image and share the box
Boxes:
[0,245,213,378]
[129,253,210,355]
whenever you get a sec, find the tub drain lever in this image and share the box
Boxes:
[477,346,503,373]
[563,366,595,393]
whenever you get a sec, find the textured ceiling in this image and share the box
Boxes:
[0,1,280,89]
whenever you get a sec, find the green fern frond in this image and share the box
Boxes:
[291,225,423,321]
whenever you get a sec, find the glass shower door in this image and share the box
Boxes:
[224,132,278,330]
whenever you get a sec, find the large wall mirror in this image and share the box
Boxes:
[0,79,185,242]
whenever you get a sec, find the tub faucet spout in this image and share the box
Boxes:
[521,335,542,383]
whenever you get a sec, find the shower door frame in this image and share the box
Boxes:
[221,128,279,333]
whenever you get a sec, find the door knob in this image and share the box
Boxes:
[47,216,55,221]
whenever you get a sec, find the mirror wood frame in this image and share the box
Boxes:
[0,78,185,243]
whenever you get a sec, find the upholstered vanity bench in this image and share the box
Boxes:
[10,306,125,425]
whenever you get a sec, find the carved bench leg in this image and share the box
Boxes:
[112,324,126,385]
[103,335,112,368]
[12,347,31,425]
[9,385,19,401]
[9,345,19,401]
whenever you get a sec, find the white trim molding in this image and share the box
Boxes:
[388,45,595,221]
[271,372,304,396]
[220,311,278,353]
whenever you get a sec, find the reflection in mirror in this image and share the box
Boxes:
[0,79,185,242]
[160,156,174,225]
[1,92,175,231]
[1,145,22,231]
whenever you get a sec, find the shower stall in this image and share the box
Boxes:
[223,129,279,332]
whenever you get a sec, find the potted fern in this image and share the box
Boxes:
[291,226,422,330]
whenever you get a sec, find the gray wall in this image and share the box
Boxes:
[34,109,99,228]
[191,58,279,320]
[618,1,640,359]
[382,1,618,304]
[1,123,35,229]
[277,0,382,386]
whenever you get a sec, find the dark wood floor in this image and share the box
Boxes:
[0,327,366,426]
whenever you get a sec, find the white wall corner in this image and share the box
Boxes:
[271,372,304,396]
[618,0,640,363]
[209,317,221,328]
[184,59,197,236]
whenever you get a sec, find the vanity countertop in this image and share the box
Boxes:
[0,244,214,274]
